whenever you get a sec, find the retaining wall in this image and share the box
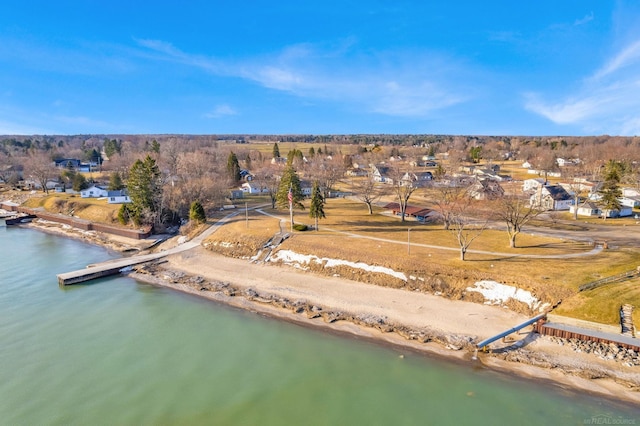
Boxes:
[1,202,151,239]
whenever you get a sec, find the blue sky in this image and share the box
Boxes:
[2,1,640,136]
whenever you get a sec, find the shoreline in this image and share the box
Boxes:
[17,219,640,407]
[129,250,640,407]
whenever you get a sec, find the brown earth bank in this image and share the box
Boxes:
[16,218,640,406]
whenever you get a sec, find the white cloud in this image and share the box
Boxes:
[0,119,47,135]
[574,12,594,26]
[593,39,640,79]
[136,39,469,118]
[525,39,640,135]
[204,104,238,119]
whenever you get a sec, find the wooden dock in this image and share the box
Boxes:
[57,252,167,285]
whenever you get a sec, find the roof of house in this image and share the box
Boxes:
[384,202,433,217]
[544,185,572,200]
[107,190,128,197]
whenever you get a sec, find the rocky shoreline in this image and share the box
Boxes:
[13,219,640,406]
[129,259,640,405]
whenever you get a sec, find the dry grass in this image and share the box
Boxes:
[22,191,640,325]
[554,279,640,326]
[202,198,640,321]
[22,193,120,224]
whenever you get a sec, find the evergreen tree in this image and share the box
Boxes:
[227,151,241,183]
[598,160,623,220]
[308,147,315,157]
[118,204,132,225]
[189,201,206,224]
[72,173,88,192]
[308,181,326,231]
[108,171,124,190]
[150,139,161,154]
[127,155,163,226]
[286,149,304,167]
[272,143,280,159]
[276,164,304,209]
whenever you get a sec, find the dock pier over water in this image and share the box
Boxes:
[57,252,168,285]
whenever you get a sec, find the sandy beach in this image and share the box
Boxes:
[22,219,640,405]
[132,246,640,405]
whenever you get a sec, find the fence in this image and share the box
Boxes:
[579,268,640,292]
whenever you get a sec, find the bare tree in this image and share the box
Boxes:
[306,155,346,198]
[24,152,57,194]
[426,178,471,230]
[252,164,281,208]
[350,175,387,214]
[492,194,540,248]
[562,163,589,220]
[389,166,417,222]
[442,190,488,260]
[449,213,488,261]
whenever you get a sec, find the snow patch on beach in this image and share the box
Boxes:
[271,249,407,281]
[466,280,547,311]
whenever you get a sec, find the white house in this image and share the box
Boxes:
[371,165,392,184]
[530,185,573,211]
[402,171,432,187]
[569,201,600,217]
[300,180,313,196]
[106,190,131,204]
[601,205,633,218]
[523,178,545,192]
[81,185,108,198]
[620,196,640,208]
[241,182,263,194]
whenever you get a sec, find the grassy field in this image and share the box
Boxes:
[206,196,640,326]
[19,189,640,327]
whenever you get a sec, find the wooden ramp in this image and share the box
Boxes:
[57,252,167,285]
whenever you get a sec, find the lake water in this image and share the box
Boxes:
[1,225,638,425]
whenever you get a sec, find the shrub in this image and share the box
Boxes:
[292,223,308,231]
[189,201,206,224]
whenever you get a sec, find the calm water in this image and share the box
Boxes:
[1,225,638,425]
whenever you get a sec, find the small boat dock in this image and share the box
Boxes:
[57,252,168,285]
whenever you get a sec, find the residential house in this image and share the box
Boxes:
[569,201,600,217]
[530,185,573,211]
[601,205,633,218]
[106,190,131,204]
[241,182,263,194]
[345,167,368,177]
[402,171,433,187]
[54,158,81,169]
[469,178,505,200]
[371,164,393,184]
[473,167,509,181]
[523,178,545,192]
[300,180,313,197]
[620,196,640,209]
[239,169,254,181]
[623,188,640,197]
[383,202,435,222]
[80,185,108,198]
[270,157,287,165]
